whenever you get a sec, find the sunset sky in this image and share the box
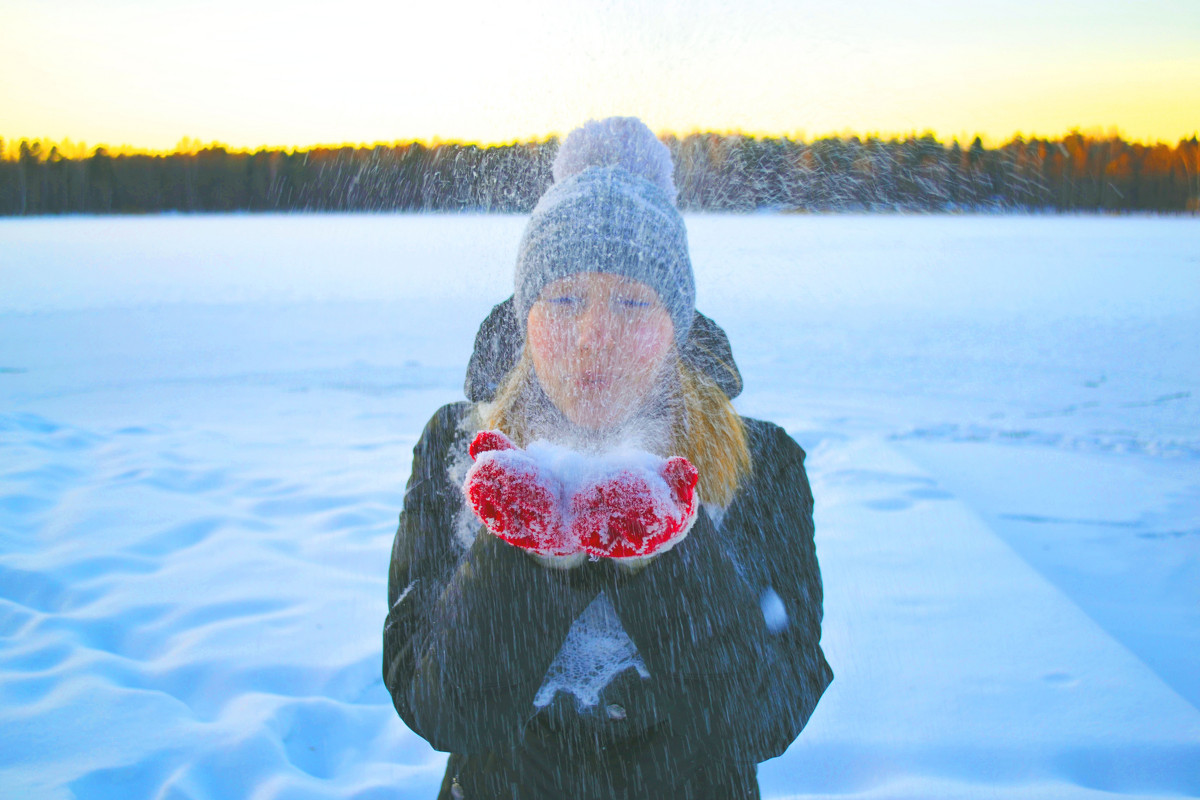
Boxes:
[3,0,1197,151]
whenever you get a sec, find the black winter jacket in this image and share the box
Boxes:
[383,303,831,799]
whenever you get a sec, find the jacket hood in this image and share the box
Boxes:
[464,296,742,403]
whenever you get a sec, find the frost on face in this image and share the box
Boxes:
[534,591,650,710]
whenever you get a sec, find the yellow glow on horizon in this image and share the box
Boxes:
[3,0,1197,152]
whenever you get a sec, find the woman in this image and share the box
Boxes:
[383,118,831,799]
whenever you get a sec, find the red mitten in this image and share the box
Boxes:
[463,431,574,556]
[468,429,517,460]
[570,456,699,559]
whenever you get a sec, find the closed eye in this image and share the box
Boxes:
[616,298,653,309]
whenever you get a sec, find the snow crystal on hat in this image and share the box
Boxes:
[552,117,678,205]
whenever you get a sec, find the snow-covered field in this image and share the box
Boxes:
[2,213,1198,799]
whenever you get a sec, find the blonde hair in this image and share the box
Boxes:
[482,349,751,507]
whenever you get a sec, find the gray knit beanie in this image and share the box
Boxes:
[514,117,695,345]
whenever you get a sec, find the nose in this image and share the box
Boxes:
[576,297,617,350]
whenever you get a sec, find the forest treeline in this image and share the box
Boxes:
[1,131,1197,215]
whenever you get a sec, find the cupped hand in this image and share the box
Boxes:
[464,431,574,556]
[570,456,699,559]
[465,431,700,562]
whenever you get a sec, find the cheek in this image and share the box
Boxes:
[629,315,674,373]
[526,310,572,378]
[525,323,556,364]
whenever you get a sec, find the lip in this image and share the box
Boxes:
[579,372,614,389]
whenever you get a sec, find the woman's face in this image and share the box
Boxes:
[526,272,675,430]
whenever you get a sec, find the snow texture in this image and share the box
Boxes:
[533,591,650,710]
[760,587,789,633]
[1,213,1198,799]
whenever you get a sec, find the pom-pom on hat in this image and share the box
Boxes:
[514,117,695,345]
[551,117,678,203]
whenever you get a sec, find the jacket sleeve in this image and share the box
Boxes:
[605,421,832,763]
[382,404,601,754]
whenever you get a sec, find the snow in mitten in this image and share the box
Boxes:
[570,455,699,559]
[463,431,575,556]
